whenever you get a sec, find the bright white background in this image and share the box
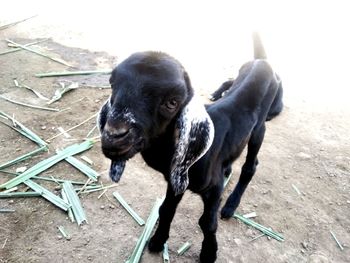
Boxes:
[1,0,350,111]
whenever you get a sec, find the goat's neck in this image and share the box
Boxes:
[140,120,177,180]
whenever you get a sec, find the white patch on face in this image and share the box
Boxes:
[122,109,136,124]
[170,95,215,195]
[97,97,137,135]
[109,107,136,124]
[97,96,111,134]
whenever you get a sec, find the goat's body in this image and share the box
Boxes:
[142,58,283,262]
[197,61,277,177]
[99,33,283,263]
[143,59,281,193]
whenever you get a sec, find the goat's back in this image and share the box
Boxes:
[211,60,277,114]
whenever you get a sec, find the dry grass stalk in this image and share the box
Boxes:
[0,95,59,111]
[0,39,49,56]
[35,69,112,78]
[0,15,37,30]
[5,39,72,67]
[46,113,98,141]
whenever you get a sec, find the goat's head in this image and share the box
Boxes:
[98,51,214,195]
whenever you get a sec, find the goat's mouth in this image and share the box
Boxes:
[103,145,134,158]
[102,137,144,159]
[102,137,145,183]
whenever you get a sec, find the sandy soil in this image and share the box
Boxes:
[0,9,350,263]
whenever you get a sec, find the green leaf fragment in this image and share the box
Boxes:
[177,241,191,256]
[65,156,98,182]
[163,243,170,263]
[113,191,145,226]
[61,189,75,223]
[47,82,79,104]
[62,181,87,225]
[0,208,16,213]
[126,197,164,263]
[24,180,70,211]
[233,213,284,242]
[35,69,112,78]
[0,146,47,170]
[0,140,94,189]
[0,192,41,198]
[58,225,72,240]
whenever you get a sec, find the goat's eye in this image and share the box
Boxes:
[165,100,178,110]
[160,99,179,117]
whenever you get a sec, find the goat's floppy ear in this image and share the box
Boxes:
[170,96,214,195]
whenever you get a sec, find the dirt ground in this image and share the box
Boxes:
[1,9,350,263]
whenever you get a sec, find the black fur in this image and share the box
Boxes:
[98,34,283,262]
[209,79,234,101]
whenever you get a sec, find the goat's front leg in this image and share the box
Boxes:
[221,125,266,218]
[148,186,183,252]
[198,186,222,263]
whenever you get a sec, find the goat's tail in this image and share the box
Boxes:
[252,32,267,60]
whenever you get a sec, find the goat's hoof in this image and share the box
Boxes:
[148,236,165,253]
[209,96,219,101]
[220,206,235,219]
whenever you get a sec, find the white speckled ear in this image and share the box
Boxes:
[170,96,215,195]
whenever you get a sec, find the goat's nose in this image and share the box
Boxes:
[104,122,130,139]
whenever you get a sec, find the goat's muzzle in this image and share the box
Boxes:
[101,122,144,182]
[102,122,139,157]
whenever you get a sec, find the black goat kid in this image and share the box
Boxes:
[98,33,283,262]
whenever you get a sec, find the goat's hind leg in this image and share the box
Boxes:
[198,185,222,263]
[148,186,183,252]
[221,125,266,218]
